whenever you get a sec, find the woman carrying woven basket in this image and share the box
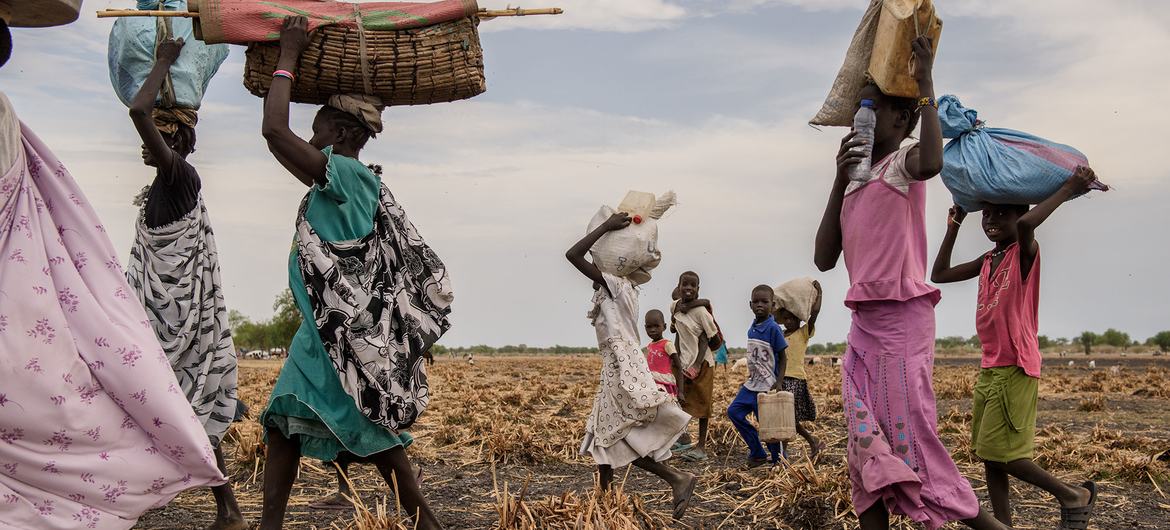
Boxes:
[257,16,452,530]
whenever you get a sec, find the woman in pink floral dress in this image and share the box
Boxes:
[0,6,224,529]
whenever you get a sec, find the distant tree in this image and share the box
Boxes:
[1079,331,1098,355]
[1150,331,1170,353]
[1053,337,1070,347]
[1100,328,1131,350]
[1038,335,1053,350]
[270,289,300,348]
[968,335,982,348]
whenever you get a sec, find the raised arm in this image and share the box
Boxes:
[814,131,864,271]
[903,36,942,181]
[931,206,982,284]
[260,16,327,187]
[565,212,631,292]
[1016,166,1097,279]
[128,38,184,171]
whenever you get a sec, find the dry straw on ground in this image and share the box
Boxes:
[138,356,1170,529]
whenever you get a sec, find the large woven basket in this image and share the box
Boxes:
[243,16,485,106]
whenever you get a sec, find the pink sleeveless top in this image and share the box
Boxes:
[976,243,1042,377]
[840,144,940,309]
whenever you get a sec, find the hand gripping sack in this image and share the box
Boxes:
[587,191,677,285]
[108,0,230,109]
[939,95,1107,212]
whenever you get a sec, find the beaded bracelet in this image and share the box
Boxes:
[273,69,296,82]
[917,96,937,110]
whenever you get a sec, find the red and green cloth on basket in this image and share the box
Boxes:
[193,0,480,44]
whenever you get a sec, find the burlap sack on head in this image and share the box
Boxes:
[810,0,883,127]
[587,191,677,286]
[1,0,82,28]
[810,0,942,127]
[773,277,818,323]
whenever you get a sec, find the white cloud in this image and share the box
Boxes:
[2,0,1168,348]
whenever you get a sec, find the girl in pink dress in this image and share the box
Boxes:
[0,11,224,530]
[643,309,680,397]
[813,36,1008,530]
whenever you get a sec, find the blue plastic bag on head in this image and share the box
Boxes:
[939,94,1103,212]
[108,0,230,109]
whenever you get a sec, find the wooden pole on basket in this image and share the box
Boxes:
[97,9,199,18]
[98,7,565,19]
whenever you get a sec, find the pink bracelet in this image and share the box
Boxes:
[273,69,295,82]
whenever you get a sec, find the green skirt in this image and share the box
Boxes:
[260,252,412,461]
[971,366,1038,463]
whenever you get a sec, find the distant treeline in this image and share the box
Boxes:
[434,330,1170,357]
[228,291,1170,356]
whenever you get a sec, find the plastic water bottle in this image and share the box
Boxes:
[849,99,877,182]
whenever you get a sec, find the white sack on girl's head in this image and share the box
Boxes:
[773,277,818,322]
[586,191,676,285]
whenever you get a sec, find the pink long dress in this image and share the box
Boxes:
[838,144,980,529]
[0,93,223,530]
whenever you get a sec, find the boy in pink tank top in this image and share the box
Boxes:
[932,167,1101,529]
[814,36,1008,530]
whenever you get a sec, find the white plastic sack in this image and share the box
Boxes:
[773,277,818,322]
[586,191,676,285]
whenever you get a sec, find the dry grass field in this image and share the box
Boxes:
[135,355,1170,529]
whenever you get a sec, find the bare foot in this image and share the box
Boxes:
[308,491,354,511]
[670,473,698,520]
[204,515,248,530]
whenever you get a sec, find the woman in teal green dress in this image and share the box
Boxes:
[257,17,453,530]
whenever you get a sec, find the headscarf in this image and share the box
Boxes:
[152,107,198,135]
[327,94,385,136]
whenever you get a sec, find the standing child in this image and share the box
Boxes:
[671,272,724,462]
[932,168,1099,528]
[774,280,824,461]
[644,310,682,398]
[566,212,698,520]
[727,286,788,468]
[813,36,1007,530]
[125,37,245,530]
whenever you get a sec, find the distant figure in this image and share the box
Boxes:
[1088,360,1096,369]
[732,357,749,370]
[1068,361,1075,367]
[1109,366,1120,375]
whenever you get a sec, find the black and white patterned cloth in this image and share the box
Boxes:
[127,199,238,446]
[782,377,817,422]
[295,184,453,431]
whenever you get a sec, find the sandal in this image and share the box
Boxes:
[671,474,699,520]
[1059,481,1097,530]
[680,448,708,462]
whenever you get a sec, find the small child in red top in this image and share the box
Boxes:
[644,310,681,397]
[932,167,1100,529]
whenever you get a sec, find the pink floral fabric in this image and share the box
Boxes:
[0,118,224,530]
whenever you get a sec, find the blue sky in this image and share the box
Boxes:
[3,0,1168,347]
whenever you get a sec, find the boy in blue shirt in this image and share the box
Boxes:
[727,285,789,468]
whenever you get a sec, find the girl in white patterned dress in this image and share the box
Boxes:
[565,212,698,520]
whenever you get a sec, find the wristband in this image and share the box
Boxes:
[273,69,296,82]
[917,96,937,110]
